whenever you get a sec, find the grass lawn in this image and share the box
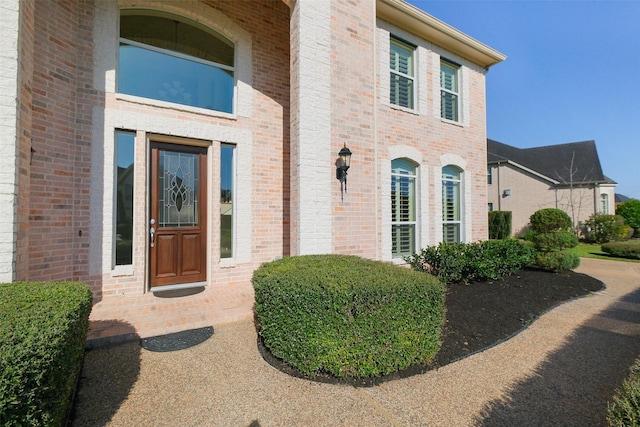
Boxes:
[567,242,640,263]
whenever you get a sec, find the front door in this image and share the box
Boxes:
[150,142,207,288]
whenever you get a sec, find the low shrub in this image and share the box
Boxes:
[601,240,640,260]
[404,240,535,284]
[529,208,572,233]
[0,282,93,426]
[584,214,627,244]
[532,231,579,252]
[253,255,445,379]
[488,211,512,240]
[534,251,580,272]
[607,356,640,426]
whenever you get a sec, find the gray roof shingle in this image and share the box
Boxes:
[487,139,615,185]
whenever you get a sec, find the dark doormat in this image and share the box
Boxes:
[153,286,205,298]
[141,326,214,352]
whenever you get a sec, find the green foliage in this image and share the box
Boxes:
[617,199,640,238]
[602,240,640,260]
[0,282,93,427]
[534,251,580,272]
[404,240,535,284]
[532,231,579,252]
[488,211,512,240]
[584,214,627,244]
[529,208,573,233]
[253,255,445,379]
[607,356,640,426]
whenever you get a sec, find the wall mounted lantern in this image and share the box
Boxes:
[336,143,352,201]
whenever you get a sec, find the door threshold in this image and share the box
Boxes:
[150,281,207,293]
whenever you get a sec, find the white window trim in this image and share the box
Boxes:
[95,1,252,118]
[389,37,416,111]
[382,146,429,262]
[377,20,427,115]
[436,154,470,243]
[431,51,470,127]
[440,59,460,123]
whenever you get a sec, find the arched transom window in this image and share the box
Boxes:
[118,9,235,113]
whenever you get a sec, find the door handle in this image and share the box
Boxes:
[150,218,156,248]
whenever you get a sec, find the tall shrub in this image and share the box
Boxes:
[529,208,579,272]
[617,199,640,238]
[488,211,512,240]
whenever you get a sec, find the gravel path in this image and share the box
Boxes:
[72,258,640,426]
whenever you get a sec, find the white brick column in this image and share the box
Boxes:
[0,0,20,282]
[290,0,333,255]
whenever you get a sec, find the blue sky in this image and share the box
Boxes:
[408,0,640,199]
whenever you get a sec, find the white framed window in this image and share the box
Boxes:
[442,165,462,243]
[114,130,135,266]
[440,59,460,121]
[600,193,609,214]
[488,203,494,212]
[487,166,493,185]
[390,37,415,110]
[118,9,235,113]
[220,144,235,259]
[391,159,417,257]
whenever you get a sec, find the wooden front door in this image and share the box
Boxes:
[150,142,207,288]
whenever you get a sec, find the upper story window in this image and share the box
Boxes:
[440,59,460,121]
[118,9,234,113]
[487,166,493,184]
[389,37,415,110]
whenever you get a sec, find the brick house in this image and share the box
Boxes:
[1,0,504,344]
[487,139,617,237]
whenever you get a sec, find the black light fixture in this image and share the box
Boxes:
[336,143,352,201]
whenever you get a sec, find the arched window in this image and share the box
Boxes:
[442,165,462,243]
[391,159,417,257]
[118,9,235,113]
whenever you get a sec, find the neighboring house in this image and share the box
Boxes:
[0,0,504,342]
[615,193,631,207]
[487,139,616,236]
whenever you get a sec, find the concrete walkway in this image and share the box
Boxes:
[72,258,640,426]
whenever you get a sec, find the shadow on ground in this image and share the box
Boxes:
[70,321,141,426]
[476,288,640,426]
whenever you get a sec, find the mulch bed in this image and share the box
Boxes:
[258,268,605,386]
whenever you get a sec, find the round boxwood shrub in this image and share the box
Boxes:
[529,208,572,233]
[253,255,445,380]
[534,251,580,272]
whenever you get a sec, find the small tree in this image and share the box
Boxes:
[617,199,640,238]
[529,208,579,272]
[488,211,512,240]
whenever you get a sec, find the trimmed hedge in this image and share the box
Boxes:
[253,255,445,379]
[607,356,640,426]
[1,282,93,426]
[404,240,535,284]
[602,240,640,260]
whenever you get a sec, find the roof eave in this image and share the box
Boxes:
[377,0,506,69]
